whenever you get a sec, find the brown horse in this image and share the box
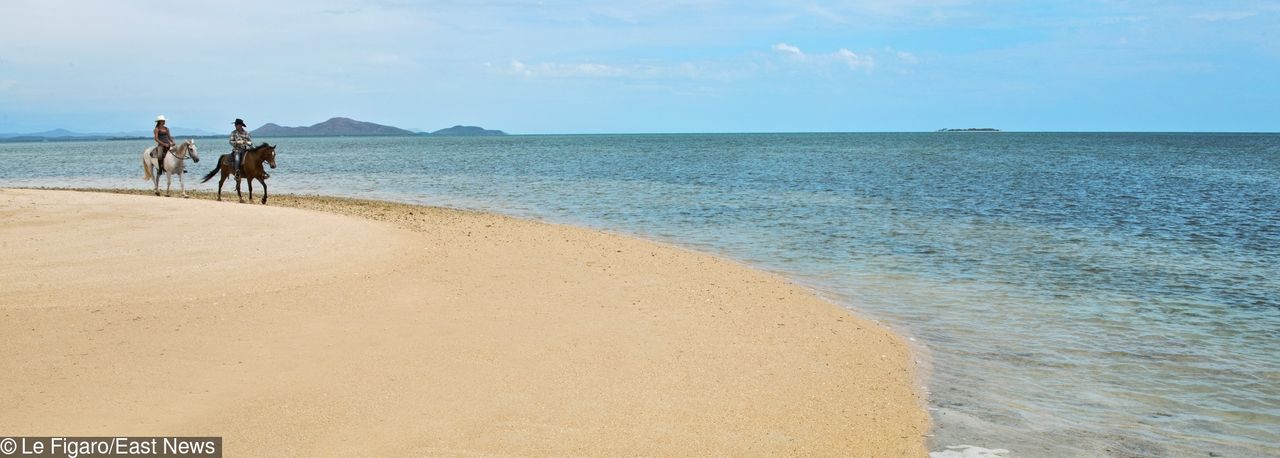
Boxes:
[200,143,277,204]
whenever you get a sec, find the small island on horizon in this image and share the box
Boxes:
[428,125,507,136]
[937,127,1001,132]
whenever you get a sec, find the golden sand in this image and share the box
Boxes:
[0,189,926,456]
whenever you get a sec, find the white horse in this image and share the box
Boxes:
[141,139,199,197]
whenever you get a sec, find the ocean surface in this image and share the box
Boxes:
[2,133,1277,457]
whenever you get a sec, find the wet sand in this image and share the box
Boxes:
[0,188,926,456]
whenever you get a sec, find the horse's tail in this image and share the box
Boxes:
[200,155,223,183]
[142,153,153,181]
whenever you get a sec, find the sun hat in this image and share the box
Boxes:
[234,118,246,126]
[156,115,166,122]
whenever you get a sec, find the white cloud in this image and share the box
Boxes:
[834,49,874,70]
[773,42,805,58]
[772,44,880,71]
[510,60,532,77]
[508,60,627,78]
[501,42,898,82]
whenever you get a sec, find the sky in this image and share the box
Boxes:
[0,0,1277,134]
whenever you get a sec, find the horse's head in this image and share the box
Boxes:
[262,143,277,169]
[185,139,199,163]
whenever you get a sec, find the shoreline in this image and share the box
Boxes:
[1,188,929,455]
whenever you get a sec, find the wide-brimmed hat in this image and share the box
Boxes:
[233,118,246,127]
[155,115,166,122]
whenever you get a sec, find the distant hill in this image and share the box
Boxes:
[252,117,415,137]
[937,127,1001,132]
[22,128,79,138]
[427,125,507,136]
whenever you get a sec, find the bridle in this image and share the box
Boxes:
[168,141,194,160]
[248,146,275,162]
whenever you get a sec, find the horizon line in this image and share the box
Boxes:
[3,129,1279,138]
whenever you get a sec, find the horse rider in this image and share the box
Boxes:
[153,115,175,173]
[230,118,252,177]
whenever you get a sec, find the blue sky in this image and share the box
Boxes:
[0,0,1276,133]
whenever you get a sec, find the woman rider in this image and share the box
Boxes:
[153,115,175,172]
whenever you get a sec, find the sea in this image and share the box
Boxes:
[2,133,1277,457]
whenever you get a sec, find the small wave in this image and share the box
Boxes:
[930,445,1011,458]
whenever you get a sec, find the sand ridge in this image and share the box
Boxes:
[0,189,927,456]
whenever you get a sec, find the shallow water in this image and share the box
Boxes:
[3,133,1278,456]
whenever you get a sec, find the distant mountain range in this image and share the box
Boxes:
[0,127,218,142]
[1,117,508,142]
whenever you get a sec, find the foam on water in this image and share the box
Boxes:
[930,445,1011,458]
[3,133,1278,456]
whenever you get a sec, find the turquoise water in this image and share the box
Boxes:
[3,133,1278,456]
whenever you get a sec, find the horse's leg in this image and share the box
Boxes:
[178,166,187,198]
[259,177,267,205]
[215,158,227,201]
[153,164,161,196]
[236,176,244,203]
[165,170,173,197]
[216,171,226,201]
[248,179,254,204]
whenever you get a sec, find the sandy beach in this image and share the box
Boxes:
[0,189,926,456]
